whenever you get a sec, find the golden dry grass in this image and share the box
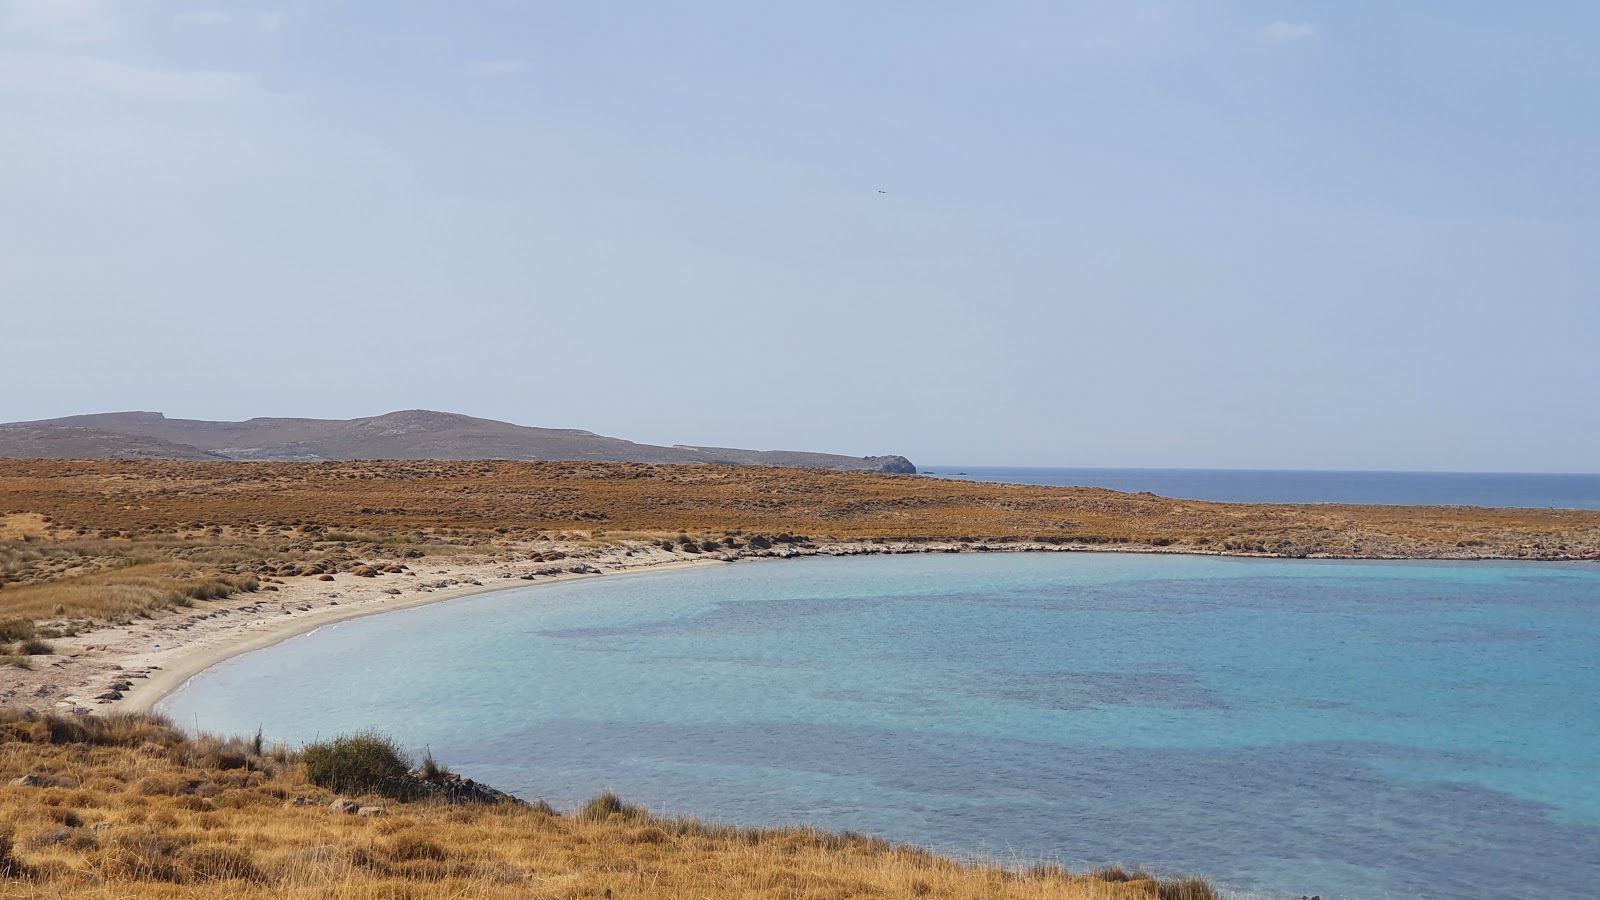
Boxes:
[0,712,1214,899]
[2,458,1595,554]
[3,458,1596,626]
[0,516,469,624]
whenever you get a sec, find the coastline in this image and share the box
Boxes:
[132,556,731,716]
[9,542,732,718]
[10,536,1597,721]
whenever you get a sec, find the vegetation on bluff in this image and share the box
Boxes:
[2,458,1594,628]
[0,710,1218,898]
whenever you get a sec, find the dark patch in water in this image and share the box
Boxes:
[1416,624,1544,644]
[979,671,1231,711]
[536,596,863,639]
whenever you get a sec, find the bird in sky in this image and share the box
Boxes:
[878,190,887,194]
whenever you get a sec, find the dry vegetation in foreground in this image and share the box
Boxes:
[0,711,1216,899]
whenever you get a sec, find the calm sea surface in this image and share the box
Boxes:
[924,467,1600,509]
[162,554,1600,899]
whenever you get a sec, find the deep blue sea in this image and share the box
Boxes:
[923,467,1600,510]
[161,553,1600,900]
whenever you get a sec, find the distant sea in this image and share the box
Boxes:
[923,467,1600,510]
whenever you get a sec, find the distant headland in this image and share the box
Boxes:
[0,409,917,474]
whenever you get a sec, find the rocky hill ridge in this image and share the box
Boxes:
[0,410,916,473]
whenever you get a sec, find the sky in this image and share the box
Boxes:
[1,1,1595,472]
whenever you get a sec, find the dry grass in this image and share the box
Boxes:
[0,711,1215,899]
[1,458,1594,554]
[3,459,1596,626]
[0,520,456,624]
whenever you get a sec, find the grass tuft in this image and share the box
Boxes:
[1160,875,1222,900]
[15,637,52,655]
[578,791,650,823]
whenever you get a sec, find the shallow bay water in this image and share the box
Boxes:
[162,553,1600,899]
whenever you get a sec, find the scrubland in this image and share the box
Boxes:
[3,458,1594,627]
[2,459,1594,566]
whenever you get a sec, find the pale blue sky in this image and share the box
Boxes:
[2,1,1595,471]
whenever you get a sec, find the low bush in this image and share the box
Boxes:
[578,791,649,823]
[301,732,415,800]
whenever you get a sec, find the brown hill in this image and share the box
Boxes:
[0,410,916,473]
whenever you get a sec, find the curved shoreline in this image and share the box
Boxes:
[15,538,1594,721]
[132,557,730,715]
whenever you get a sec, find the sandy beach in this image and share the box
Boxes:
[8,537,1088,720]
[6,542,732,717]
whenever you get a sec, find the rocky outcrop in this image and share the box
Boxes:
[404,768,523,806]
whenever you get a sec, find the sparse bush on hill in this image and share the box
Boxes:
[301,731,414,800]
[578,791,650,823]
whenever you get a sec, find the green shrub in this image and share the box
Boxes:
[0,619,35,642]
[301,732,414,799]
[578,791,649,823]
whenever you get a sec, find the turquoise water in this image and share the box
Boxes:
[925,466,1600,509]
[161,553,1600,899]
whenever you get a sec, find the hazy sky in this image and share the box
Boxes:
[2,1,1595,471]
